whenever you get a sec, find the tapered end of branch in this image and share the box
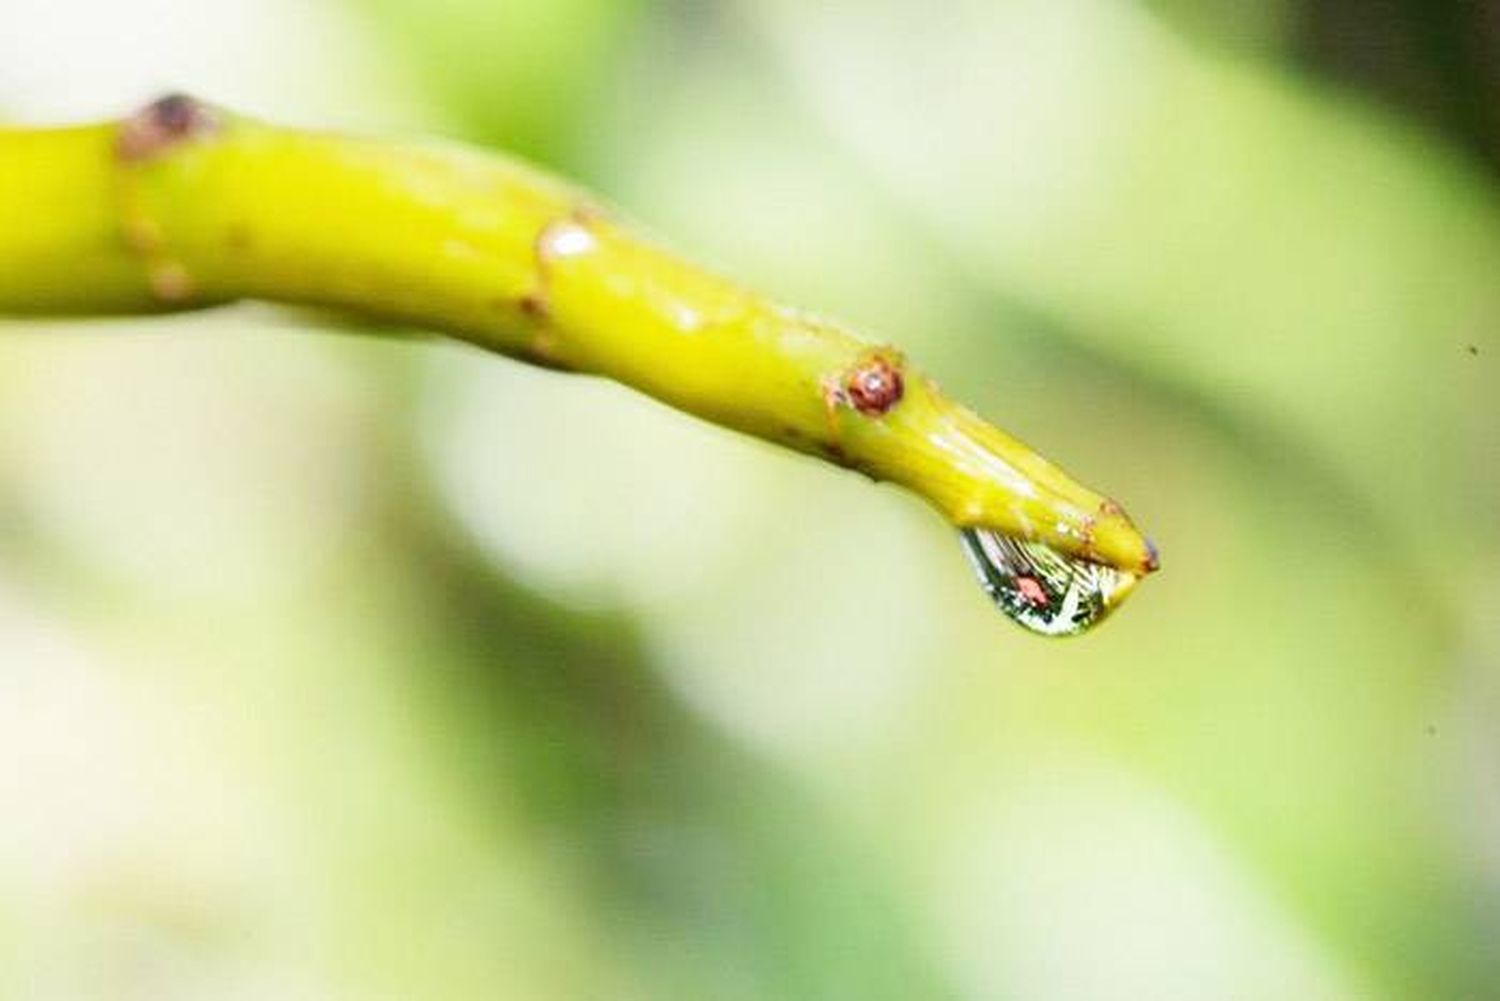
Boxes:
[862,381,1160,577]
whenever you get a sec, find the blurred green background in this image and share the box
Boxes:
[1,1,1498,998]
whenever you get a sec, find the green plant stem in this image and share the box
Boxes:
[0,95,1157,576]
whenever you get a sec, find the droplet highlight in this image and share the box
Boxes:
[959,527,1139,637]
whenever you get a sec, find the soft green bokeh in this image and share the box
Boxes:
[0,2,1495,999]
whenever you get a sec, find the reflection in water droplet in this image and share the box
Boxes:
[959,528,1138,637]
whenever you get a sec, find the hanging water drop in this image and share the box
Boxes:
[959,527,1140,637]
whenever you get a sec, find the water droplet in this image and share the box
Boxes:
[959,527,1138,637]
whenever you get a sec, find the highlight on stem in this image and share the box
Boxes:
[0,93,1159,636]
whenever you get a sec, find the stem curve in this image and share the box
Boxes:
[0,95,1158,576]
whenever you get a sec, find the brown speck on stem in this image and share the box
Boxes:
[117,93,219,162]
[845,355,904,416]
[1468,344,1480,356]
[518,293,548,320]
[148,262,194,303]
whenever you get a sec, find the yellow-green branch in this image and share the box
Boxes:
[0,95,1157,577]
